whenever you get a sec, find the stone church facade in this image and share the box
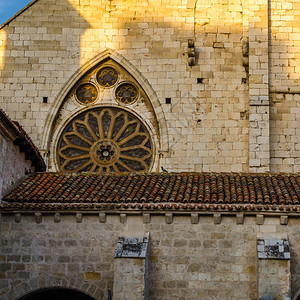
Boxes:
[0,0,299,174]
[0,0,300,299]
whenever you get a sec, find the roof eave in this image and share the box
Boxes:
[1,203,300,214]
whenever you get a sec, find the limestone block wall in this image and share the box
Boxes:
[269,0,300,173]
[0,0,299,173]
[0,0,249,173]
[248,0,270,173]
[270,0,299,91]
[270,93,300,173]
[114,258,148,300]
[0,135,33,199]
[258,259,290,299]
[1,212,300,300]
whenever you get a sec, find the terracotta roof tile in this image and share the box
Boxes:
[1,172,300,211]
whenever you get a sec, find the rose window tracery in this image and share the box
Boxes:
[76,83,98,104]
[115,83,138,104]
[97,67,118,87]
[57,107,153,173]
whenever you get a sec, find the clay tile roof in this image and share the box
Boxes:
[1,172,300,211]
[0,109,46,172]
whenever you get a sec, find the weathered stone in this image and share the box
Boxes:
[256,215,264,225]
[0,0,299,298]
[76,213,83,223]
[14,214,21,223]
[0,213,298,299]
[236,213,244,225]
[99,213,106,223]
[7,255,21,262]
[85,272,101,280]
[143,213,151,224]
[280,216,288,225]
[58,256,70,263]
[214,214,222,225]
[113,234,149,300]
[119,214,126,224]
[165,213,173,224]
[191,213,199,224]
[54,213,61,223]
[35,213,42,224]
[115,235,149,259]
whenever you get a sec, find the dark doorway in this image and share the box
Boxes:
[19,288,95,300]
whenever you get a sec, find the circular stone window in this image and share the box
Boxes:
[76,83,98,104]
[115,83,138,104]
[57,107,153,173]
[97,67,118,87]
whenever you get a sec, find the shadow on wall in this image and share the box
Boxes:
[0,0,91,123]
[268,0,300,174]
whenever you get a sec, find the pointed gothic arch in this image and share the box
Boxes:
[42,49,168,170]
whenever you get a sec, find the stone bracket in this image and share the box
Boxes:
[35,212,42,224]
[191,213,199,224]
[76,213,83,223]
[187,39,196,66]
[165,213,173,224]
[14,213,22,223]
[214,213,221,224]
[99,212,106,223]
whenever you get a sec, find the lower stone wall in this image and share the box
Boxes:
[0,136,34,199]
[0,212,300,300]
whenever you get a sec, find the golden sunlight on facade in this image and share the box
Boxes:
[0,30,6,70]
[0,0,300,299]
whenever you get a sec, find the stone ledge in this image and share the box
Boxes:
[5,211,300,225]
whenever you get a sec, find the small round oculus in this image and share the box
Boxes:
[97,67,118,87]
[76,83,98,104]
[115,83,138,105]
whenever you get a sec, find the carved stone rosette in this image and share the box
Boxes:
[57,107,153,173]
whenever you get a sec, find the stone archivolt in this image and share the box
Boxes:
[52,58,157,173]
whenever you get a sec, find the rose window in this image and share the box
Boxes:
[57,107,153,172]
[76,83,98,104]
[97,67,118,87]
[115,83,138,104]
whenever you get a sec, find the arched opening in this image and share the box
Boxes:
[293,288,300,300]
[18,288,96,300]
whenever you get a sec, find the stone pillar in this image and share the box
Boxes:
[257,238,291,299]
[249,0,270,172]
[113,234,149,300]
